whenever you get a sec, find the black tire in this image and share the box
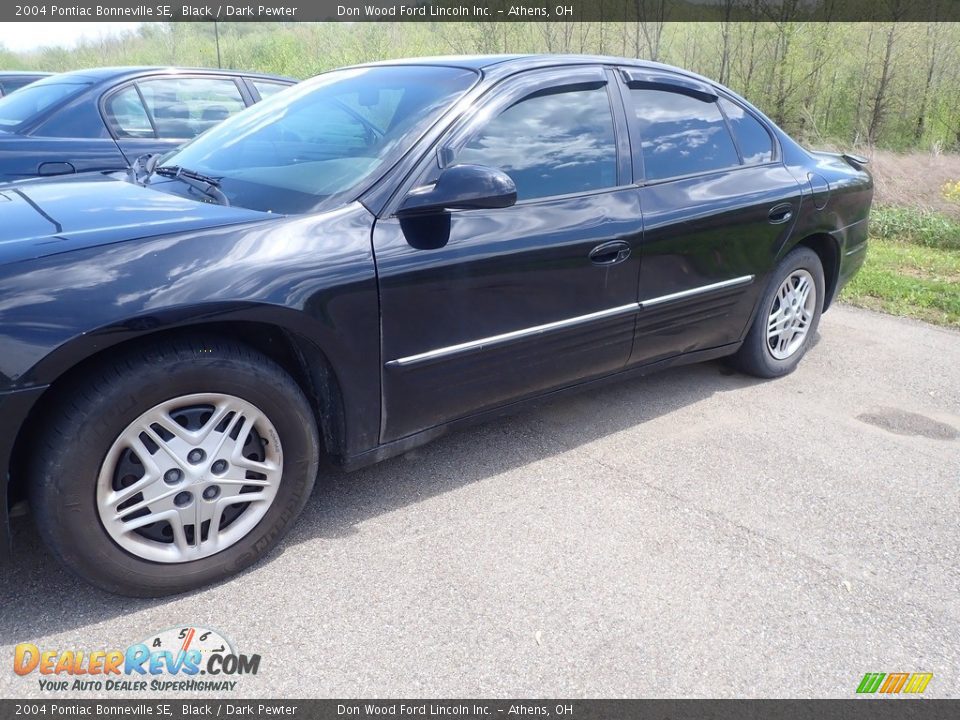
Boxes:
[731,246,825,378]
[29,337,319,597]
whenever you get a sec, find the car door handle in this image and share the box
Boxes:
[768,203,794,224]
[38,161,75,177]
[589,241,631,266]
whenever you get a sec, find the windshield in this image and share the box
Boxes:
[0,80,91,130]
[155,65,478,214]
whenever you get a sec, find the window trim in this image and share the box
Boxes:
[133,83,159,138]
[716,93,779,167]
[619,67,718,103]
[392,65,627,213]
[716,97,744,165]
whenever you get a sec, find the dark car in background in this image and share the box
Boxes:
[0,67,295,182]
[0,55,872,596]
[0,71,51,97]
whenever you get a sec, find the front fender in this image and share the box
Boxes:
[0,202,382,456]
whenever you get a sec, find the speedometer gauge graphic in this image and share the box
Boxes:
[140,625,234,664]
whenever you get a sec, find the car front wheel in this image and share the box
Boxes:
[29,337,319,597]
[731,246,825,378]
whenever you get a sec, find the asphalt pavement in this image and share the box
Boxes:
[1,304,958,699]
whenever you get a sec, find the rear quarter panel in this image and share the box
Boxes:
[781,147,874,302]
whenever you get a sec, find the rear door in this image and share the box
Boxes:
[103,75,252,163]
[619,69,804,365]
[373,66,643,442]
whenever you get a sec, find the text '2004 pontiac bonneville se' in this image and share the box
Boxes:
[0,55,872,595]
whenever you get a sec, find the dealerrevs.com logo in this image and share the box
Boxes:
[13,626,260,693]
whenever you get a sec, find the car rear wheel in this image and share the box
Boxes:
[731,246,825,378]
[29,337,319,597]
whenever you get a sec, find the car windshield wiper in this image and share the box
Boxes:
[152,164,229,206]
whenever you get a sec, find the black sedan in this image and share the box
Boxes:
[0,66,295,182]
[0,55,872,595]
[0,71,51,97]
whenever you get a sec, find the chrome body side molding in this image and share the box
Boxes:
[386,275,754,368]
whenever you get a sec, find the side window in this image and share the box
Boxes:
[456,84,618,201]
[629,88,740,181]
[136,77,246,140]
[251,80,288,101]
[719,97,774,165]
[104,86,153,138]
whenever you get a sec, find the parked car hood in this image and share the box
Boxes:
[0,172,275,265]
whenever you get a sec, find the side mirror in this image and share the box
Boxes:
[398,164,517,216]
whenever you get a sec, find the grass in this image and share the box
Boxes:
[833,157,960,328]
[840,224,960,327]
[867,205,960,250]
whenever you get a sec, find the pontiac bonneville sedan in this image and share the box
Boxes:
[0,55,872,595]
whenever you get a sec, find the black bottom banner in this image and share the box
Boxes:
[0,700,955,720]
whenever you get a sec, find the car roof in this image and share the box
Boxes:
[356,54,532,70]
[354,53,719,85]
[31,66,295,83]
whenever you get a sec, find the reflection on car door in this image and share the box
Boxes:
[373,67,643,443]
[619,70,804,365]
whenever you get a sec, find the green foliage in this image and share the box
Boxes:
[4,20,960,152]
[841,237,960,327]
[943,180,960,204]
[869,206,960,251]
[842,206,960,326]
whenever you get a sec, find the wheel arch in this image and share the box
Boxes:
[789,232,841,311]
[7,320,349,509]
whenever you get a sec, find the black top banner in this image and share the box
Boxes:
[5,0,960,23]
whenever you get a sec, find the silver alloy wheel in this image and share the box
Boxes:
[96,393,283,563]
[766,268,816,360]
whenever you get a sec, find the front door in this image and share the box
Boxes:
[373,67,643,443]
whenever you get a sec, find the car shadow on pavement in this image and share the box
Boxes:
[0,357,769,643]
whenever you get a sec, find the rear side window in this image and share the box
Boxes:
[0,81,90,130]
[136,77,247,140]
[1,77,41,95]
[457,84,618,201]
[104,86,153,138]
[719,97,774,165]
[629,88,739,181]
[251,80,289,100]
